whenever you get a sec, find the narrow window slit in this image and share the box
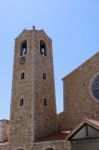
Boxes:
[43,98,48,106]
[21,72,25,80]
[20,98,24,106]
[43,73,46,80]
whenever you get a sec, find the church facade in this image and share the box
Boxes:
[0,27,99,150]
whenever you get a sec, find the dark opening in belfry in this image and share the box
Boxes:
[40,40,47,56]
[20,40,27,56]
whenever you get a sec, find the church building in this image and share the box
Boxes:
[0,27,99,150]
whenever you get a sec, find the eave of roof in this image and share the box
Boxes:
[66,119,99,140]
[37,130,71,142]
[62,51,99,81]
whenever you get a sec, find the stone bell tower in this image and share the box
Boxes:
[9,26,57,150]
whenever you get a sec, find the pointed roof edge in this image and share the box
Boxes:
[15,27,52,41]
[15,29,30,40]
[39,29,52,41]
[66,119,99,140]
[62,51,99,81]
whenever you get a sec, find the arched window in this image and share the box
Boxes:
[21,72,25,80]
[19,98,24,106]
[40,40,47,56]
[20,40,27,56]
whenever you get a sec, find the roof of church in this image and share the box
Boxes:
[15,26,52,41]
[62,51,99,80]
[66,119,99,140]
[86,119,99,129]
[37,130,71,142]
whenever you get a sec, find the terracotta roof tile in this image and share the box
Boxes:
[86,119,99,129]
[37,130,71,142]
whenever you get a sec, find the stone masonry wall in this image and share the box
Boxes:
[0,120,9,143]
[0,143,9,150]
[33,30,57,140]
[9,27,57,150]
[59,52,99,130]
[33,140,71,150]
[9,29,35,150]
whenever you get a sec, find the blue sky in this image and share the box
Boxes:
[0,0,99,119]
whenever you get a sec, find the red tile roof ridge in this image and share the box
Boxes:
[66,119,99,140]
[86,118,99,128]
[37,130,71,142]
